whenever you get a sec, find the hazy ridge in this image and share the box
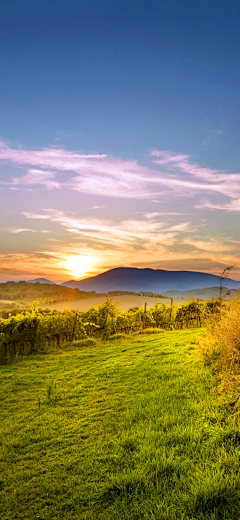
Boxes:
[62,267,238,294]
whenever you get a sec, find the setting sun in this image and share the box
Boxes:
[65,255,93,279]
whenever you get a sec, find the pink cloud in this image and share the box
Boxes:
[88,206,106,210]
[196,198,240,212]
[0,139,240,208]
[0,140,162,198]
[151,149,240,182]
[10,169,60,190]
[23,209,196,251]
[150,149,240,200]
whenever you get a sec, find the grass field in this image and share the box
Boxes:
[45,293,189,312]
[0,300,15,307]
[1,330,240,520]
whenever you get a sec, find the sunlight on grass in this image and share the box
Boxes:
[1,329,240,519]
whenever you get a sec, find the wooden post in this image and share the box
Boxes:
[196,298,200,327]
[143,302,147,329]
[71,312,78,342]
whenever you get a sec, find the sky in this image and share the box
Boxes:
[0,0,240,282]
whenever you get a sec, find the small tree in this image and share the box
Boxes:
[219,266,234,313]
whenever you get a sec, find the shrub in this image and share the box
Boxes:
[198,295,240,394]
[133,327,165,335]
[109,333,130,341]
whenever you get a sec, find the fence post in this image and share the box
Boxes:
[71,312,78,342]
[143,302,147,329]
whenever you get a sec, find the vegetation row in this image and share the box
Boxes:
[0,297,221,364]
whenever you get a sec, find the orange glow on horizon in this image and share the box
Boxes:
[65,255,94,279]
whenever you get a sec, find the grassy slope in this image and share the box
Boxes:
[1,330,240,520]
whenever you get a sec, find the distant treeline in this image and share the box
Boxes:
[0,297,222,364]
[0,281,95,305]
[107,290,168,298]
[165,286,239,300]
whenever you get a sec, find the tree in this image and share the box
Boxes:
[219,266,234,313]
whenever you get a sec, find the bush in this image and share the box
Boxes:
[198,295,240,393]
[133,327,165,335]
[109,333,130,341]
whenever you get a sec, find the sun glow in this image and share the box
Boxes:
[65,255,93,279]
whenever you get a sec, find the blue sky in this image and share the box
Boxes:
[0,0,240,281]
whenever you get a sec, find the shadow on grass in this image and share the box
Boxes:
[189,482,240,519]
[99,478,147,506]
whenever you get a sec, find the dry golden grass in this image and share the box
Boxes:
[198,295,240,402]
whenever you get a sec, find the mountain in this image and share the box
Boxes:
[62,267,239,294]
[25,278,55,284]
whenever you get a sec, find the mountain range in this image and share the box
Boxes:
[61,267,239,295]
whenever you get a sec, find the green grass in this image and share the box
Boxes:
[1,330,240,520]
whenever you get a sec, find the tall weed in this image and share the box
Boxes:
[198,295,240,398]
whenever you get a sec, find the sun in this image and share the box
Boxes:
[65,255,93,279]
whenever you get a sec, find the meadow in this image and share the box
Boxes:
[1,329,240,520]
[46,293,189,312]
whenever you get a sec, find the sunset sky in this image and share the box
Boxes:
[1,0,240,282]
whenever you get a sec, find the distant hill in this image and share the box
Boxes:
[0,281,95,305]
[25,278,55,284]
[62,267,239,294]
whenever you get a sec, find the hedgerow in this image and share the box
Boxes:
[0,297,222,363]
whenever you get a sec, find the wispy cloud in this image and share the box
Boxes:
[150,149,240,202]
[2,228,50,234]
[196,198,240,213]
[201,130,223,148]
[2,228,37,234]
[21,209,239,277]
[1,140,239,208]
[11,169,60,190]
[23,209,195,250]
[143,211,186,219]
[150,150,224,180]
[88,205,106,210]
[0,140,166,199]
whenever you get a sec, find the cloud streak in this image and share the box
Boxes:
[2,228,50,234]
[23,209,196,251]
[196,198,240,213]
[1,140,240,208]
[151,150,240,200]
[21,209,239,279]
